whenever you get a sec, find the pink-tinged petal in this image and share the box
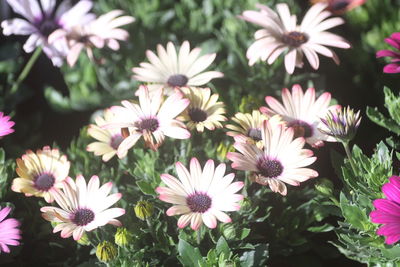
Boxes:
[302,46,320,70]
[376,50,400,58]
[190,213,203,230]
[202,212,217,229]
[177,214,192,228]
[59,0,93,28]
[166,205,191,216]
[0,207,11,222]
[211,209,232,223]
[159,194,187,205]
[117,133,142,158]
[72,227,84,241]
[188,71,224,86]
[386,37,400,50]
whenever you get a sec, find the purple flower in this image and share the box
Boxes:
[1,0,95,66]
[0,206,21,253]
[0,112,15,137]
[370,176,400,245]
[376,33,400,73]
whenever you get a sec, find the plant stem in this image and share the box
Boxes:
[146,218,156,241]
[342,141,357,175]
[196,226,202,245]
[10,46,42,94]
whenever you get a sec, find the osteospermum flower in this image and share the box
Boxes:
[319,106,361,143]
[49,10,134,66]
[12,146,70,203]
[260,84,340,147]
[376,33,400,74]
[156,158,244,230]
[87,109,125,162]
[226,110,282,147]
[0,112,15,137]
[0,207,21,253]
[310,0,366,14]
[105,86,190,154]
[132,41,223,95]
[227,120,318,195]
[370,176,400,245]
[239,3,351,74]
[41,175,125,241]
[1,0,95,66]
[179,87,226,132]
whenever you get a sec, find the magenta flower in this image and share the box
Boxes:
[0,206,22,253]
[0,112,15,137]
[370,176,400,245]
[376,33,400,73]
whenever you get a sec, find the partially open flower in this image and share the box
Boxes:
[12,146,70,203]
[87,109,126,161]
[132,41,223,95]
[49,10,134,66]
[319,106,361,143]
[179,87,226,132]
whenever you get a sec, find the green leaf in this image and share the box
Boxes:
[366,106,400,135]
[216,236,230,257]
[136,180,156,195]
[308,223,335,233]
[177,239,203,267]
[339,192,369,231]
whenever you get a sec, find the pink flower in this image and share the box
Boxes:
[156,158,244,230]
[0,112,15,137]
[376,33,400,74]
[370,176,400,245]
[239,3,351,74]
[310,0,366,14]
[1,0,95,66]
[0,206,22,253]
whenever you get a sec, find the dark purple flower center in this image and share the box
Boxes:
[330,0,350,11]
[186,193,212,213]
[188,108,208,123]
[136,118,159,132]
[110,134,124,150]
[288,120,313,138]
[36,17,60,37]
[34,173,55,191]
[282,31,309,47]
[256,157,283,178]
[247,128,262,141]
[72,208,95,226]
[167,74,189,87]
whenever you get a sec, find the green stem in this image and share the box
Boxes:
[10,46,42,94]
[146,218,156,241]
[342,141,357,175]
[196,226,202,245]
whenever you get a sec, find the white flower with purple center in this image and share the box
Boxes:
[1,0,95,66]
[40,175,125,241]
[156,158,244,230]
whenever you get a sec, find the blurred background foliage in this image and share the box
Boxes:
[0,0,400,266]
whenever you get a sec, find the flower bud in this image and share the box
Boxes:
[134,200,154,220]
[96,241,117,263]
[114,227,132,247]
[77,233,90,246]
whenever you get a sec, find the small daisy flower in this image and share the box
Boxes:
[12,146,70,203]
[310,0,366,14]
[105,86,190,154]
[179,87,226,132]
[226,110,282,147]
[87,109,126,162]
[132,41,224,95]
[0,206,22,254]
[239,3,351,73]
[0,112,15,137]
[376,32,400,74]
[1,0,95,66]
[40,175,125,241]
[370,176,400,245]
[49,10,134,66]
[260,84,340,147]
[156,158,244,230]
[227,120,318,195]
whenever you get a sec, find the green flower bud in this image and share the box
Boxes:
[114,227,132,247]
[96,241,117,263]
[315,178,334,196]
[134,200,153,220]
